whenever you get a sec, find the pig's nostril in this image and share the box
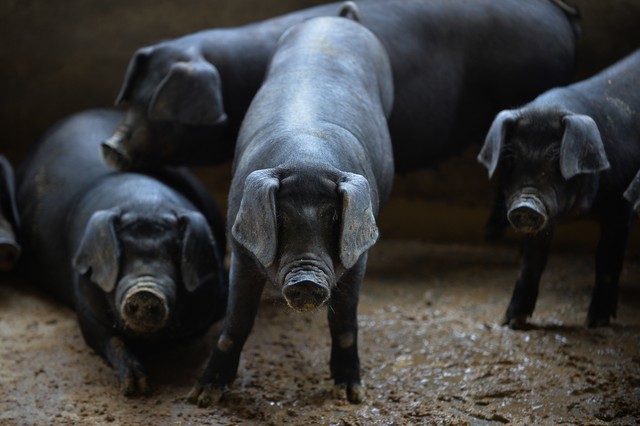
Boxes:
[124,303,139,316]
[282,280,330,312]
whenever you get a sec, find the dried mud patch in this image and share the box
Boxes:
[1,240,639,425]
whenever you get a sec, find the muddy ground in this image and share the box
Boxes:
[1,239,639,425]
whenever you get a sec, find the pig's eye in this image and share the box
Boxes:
[543,145,560,161]
[500,145,517,165]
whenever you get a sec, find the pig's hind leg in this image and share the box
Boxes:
[587,208,632,327]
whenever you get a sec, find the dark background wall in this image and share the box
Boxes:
[1,0,639,247]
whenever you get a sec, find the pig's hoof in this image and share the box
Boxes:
[332,383,365,404]
[347,384,365,404]
[503,314,528,330]
[120,373,151,396]
[187,385,224,407]
[586,315,610,328]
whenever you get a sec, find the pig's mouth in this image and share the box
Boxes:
[507,192,548,234]
[281,265,331,312]
[117,276,171,334]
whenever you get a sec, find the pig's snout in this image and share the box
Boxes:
[101,137,133,171]
[507,195,548,234]
[118,279,171,333]
[282,268,330,312]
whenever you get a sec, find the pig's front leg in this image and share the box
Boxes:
[587,208,632,327]
[76,309,150,395]
[485,184,509,241]
[328,256,365,404]
[188,251,265,407]
[504,229,554,329]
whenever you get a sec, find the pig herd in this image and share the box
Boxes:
[1,0,639,408]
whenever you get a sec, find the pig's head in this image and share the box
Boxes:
[72,207,222,335]
[478,109,610,234]
[0,156,21,271]
[102,44,228,170]
[231,165,379,312]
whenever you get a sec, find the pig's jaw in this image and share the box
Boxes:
[279,260,333,312]
[507,190,549,234]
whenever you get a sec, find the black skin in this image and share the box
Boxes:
[105,0,579,173]
[187,16,394,407]
[16,109,227,395]
[0,155,20,271]
[478,50,640,329]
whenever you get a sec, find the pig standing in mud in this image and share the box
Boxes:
[187,11,394,407]
[0,156,20,271]
[102,0,579,174]
[478,50,640,328]
[16,110,228,395]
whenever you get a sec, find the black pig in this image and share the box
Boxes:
[0,156,20,270]
[102,0,579,172]
[16,110,227,395]
[187,12,394,407]
[478,50,640,328]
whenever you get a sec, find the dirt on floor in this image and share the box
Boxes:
[0,239,639,425]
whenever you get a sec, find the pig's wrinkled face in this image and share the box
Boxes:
[274,173,341,312]
[232,166,379,313]
[74,206,221,336]
[499,116,586,234]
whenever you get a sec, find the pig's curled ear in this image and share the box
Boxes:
[72,209,121,293]
[148,60,228,126]
[560,114,610,180]
[338,1,361,21]
[0,156,20,229]
[338,172,379,269]
[623,169,640,215]
[478,110,519,179]
[232,169,280,267]
[178,210,221,292]
[115,47,154,105]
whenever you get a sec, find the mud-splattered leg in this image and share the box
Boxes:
[188,252,265,407]
[328,255,365,403]
[504,228,554,329]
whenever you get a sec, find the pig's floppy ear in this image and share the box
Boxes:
[338,172,379,269]
[178,210,221,292]
[560,114,610,180]
[623,169,640,214]
[478,110,519,179]
[148,60,228,126]
[115,47,154,105]
[232,169,280,267]
[72,209,121,293]
[0,156,20,229]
